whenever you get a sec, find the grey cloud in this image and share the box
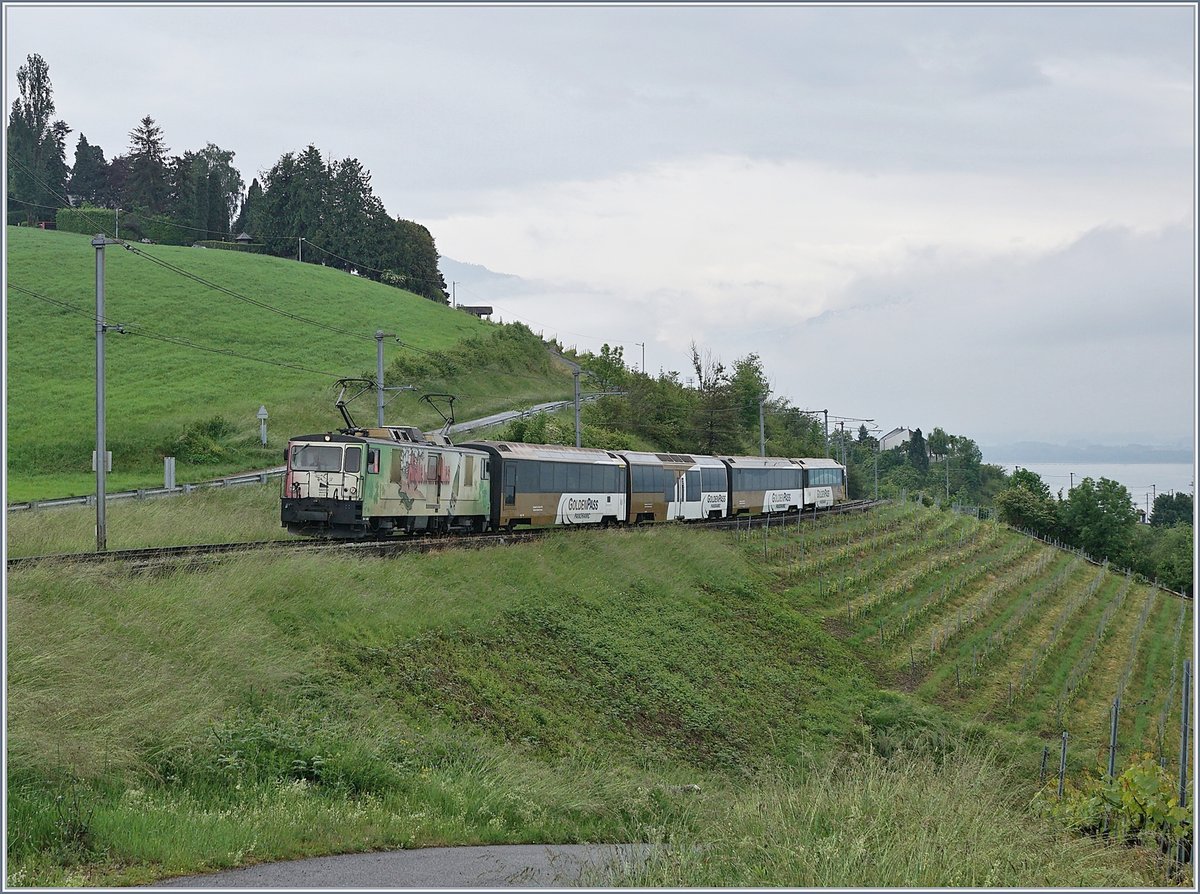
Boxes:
[8,4,1191,216]
[757,224,1193,444]
[836,224,1194,346]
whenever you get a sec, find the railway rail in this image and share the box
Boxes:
[6,499,881,571]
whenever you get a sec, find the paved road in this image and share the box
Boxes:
[154,843,650,889]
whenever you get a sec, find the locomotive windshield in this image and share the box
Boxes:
[290,444,346,472]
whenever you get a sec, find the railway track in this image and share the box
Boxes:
[6,500,882,571]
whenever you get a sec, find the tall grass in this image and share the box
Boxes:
[5,483,286,557]
[6,509,1189,886]
[599,743,1163,888]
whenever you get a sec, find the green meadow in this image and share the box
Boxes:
[5,226,572,501]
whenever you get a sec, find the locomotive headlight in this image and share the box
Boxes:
[324,435,330,441]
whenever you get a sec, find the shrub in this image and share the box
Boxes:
[162,416,235,464]
[1033,752,1191,855]
[387,322,550,387]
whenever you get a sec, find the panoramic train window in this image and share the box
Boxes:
[701,467,725,492]
[519,461,618,493]
[766,469,800,490]
[517,460,539,492]
[807,468,844,487]
[686,470,700,501]
[290,445,343,472]
[344,446,361,473]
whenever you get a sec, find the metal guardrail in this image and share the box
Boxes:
[7,468,286,513]
[9,394,613,514]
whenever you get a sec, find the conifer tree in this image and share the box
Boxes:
[126,115,170,212]
[68,134,109,205]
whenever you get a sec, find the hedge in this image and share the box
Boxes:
[191,240,266,253]
[56,206,191,246]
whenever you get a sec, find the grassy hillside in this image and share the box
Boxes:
[5,227,572,501]
[6,500,1191,886]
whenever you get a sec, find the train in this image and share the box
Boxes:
[280,423,847,538]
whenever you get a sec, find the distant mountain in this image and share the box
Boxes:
[438,257,534,304]
[981,441,1194,464]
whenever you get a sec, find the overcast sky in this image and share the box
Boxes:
[5,3,1196,449]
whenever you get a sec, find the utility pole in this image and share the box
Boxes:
[375,330,396,427]
[452,281,457,309]
[1178,659,1191,868]
[1070,472,1074,491]
[759,398,766,457]
[93,234,114,552]
[635,341,645,373]
[823,409,829,458]
[298,236,303,263]
[946,454,950,502]
[573,367,581,448]
[557,352,583,448]
[115,207,120,240]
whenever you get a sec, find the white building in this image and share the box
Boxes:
[880,427,914,452]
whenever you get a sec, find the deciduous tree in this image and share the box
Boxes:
[6,53,71,224]
[1061,477,1137,566]
[927,426,950,459]
[689,342,737,456]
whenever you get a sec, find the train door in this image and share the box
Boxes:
[426,453,442,509]
[684,469,701,520]
[504,462,517,505]
[671,471,684,519]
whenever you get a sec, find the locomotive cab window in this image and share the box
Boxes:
[290,445,343,472]
[367,449,380,474]
[344,446,361,473]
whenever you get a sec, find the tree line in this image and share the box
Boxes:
[6,53,448,302]
[834,425,1006,509]
[558,342,828,458]
[512,340,1194,595]
[995,470,1193,595]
